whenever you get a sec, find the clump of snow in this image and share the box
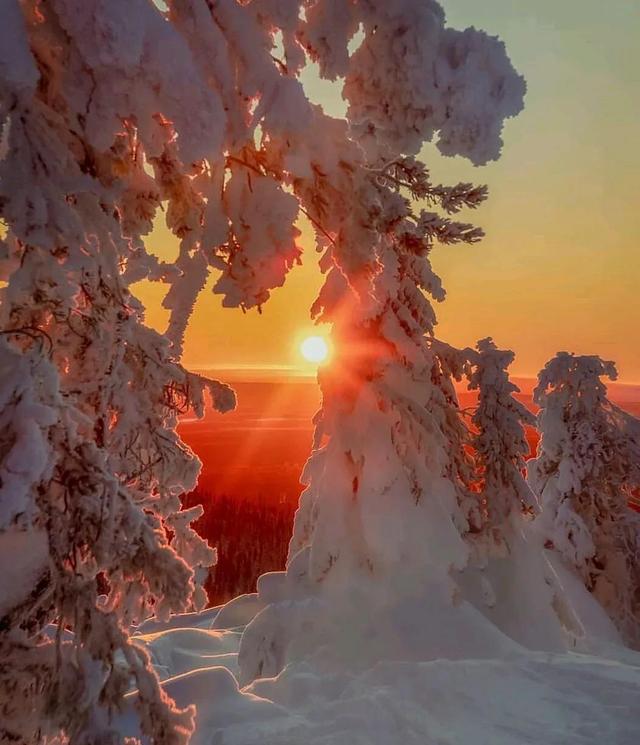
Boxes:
[343,2,526,163]
[0,0,39,98]
[0,528,48,620]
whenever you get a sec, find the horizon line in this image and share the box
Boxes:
[189,364,640,387]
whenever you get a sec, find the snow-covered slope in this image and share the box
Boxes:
[119,595,640,745]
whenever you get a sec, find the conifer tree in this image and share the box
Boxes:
[529,353,640,647]
[468,337,537,553]
[237,1,526,685]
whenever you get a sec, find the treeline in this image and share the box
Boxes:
[182,489,297,605]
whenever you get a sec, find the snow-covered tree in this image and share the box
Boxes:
[237,2,527,684]
[529,353,640,647]
[443,337,574,652]
[0,2,244,741]
[0,0,527,738]
[468,337,537,553]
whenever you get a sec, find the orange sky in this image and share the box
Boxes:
[136,0,639,383]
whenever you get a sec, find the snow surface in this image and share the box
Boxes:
[119,596,640,745]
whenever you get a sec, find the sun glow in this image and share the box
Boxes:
[300,335,330,364]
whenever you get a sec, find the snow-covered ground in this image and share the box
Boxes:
[119,592,640,745]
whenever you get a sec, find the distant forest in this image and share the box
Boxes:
[182,488,298,605]
[180,384,640,607]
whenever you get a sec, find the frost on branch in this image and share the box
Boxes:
[468,338,537,553]
[528,353,640,648]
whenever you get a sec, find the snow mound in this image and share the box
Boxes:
[242,654,640,745]
[124,605,640,745]
[136,605,222,634]
[212,593,264,630]
[117,666,285,744]
[135,627,242,680]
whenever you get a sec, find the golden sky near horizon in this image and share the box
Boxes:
[136,0,640,382]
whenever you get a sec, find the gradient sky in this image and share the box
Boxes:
[137,0,640,382]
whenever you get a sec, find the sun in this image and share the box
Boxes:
[300,335,330,364]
